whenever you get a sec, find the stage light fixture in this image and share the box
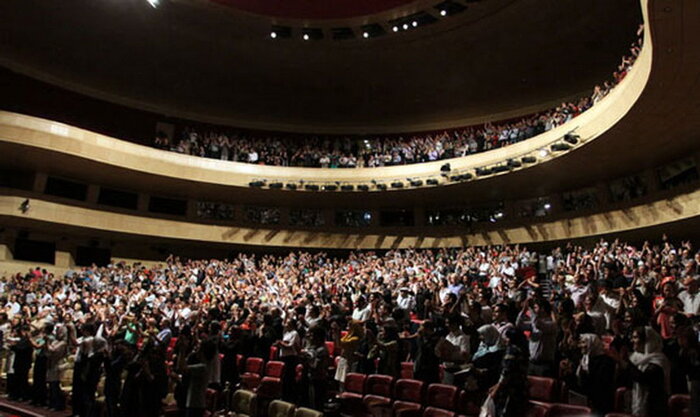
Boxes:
[403,23,409,30]
[303,34,310,40]
[363,32,369,38]
[393,26,399,32]
[544,203,552,210]
[538,149,549,158]
[412,21,418,27]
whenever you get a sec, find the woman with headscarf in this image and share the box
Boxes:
[334,320,364,390]
[488,328,529,417]
[577,333,616,416]
[472,325,506,391]
[625,326,670,417]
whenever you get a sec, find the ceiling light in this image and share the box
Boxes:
[544,203,552,210]
[403,23,409,30]
[363,32,369,38]
[270,32,277,39]
[440,9,448,16]
[392,26,399,32]
[412,21,418,27]
[538,149,549,158]
[303,34,310,41]
[146,0,159,8]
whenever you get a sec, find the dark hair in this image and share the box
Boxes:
[536,298,552,315]
[505,328,528,355]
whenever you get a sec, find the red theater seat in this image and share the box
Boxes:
[401,362,414,379]
[425,384,458,411]
[241,357,266,389]
[423,407,455,417]
[527,376,557,402]
[548,404,592,417]
[363,374,394,409]
[265,361,285,378]
[668,394,691,417]
[257,377,283,399]
[393,379,425,417]
[526,402,551,417]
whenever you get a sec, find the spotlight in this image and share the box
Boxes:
[544,203,552,210]
[521,156,537,164]
[412,21,418,27]
[363,32,369,38]
[146,0,159,8]
[303,34,310,41]
[270,32,277,39]
[392,26,399,32]
[551,143,572,152]
[440,9,448,16]
[403,23,409,30]
[357,185,370,191]
[538,149,549,158]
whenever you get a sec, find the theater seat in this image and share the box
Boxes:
[547,403,592,417]
[256,376,283,399]
[527,376,557,403]
[205,388,219,412]
[668,394,691,417]
[295,364,305,383]
[294,407,324,417]
[242,357,266,389]
[603,414,633,417]
[613,387,628,413]
[423,407,455,417]
[425,384,458,411]
[232,390,258,417]
[456,390,480,417]
[526,402,551,417]
[269,400,296,417]
[339,373,367,399]
[265,361,286,379]
[393,379,425,417]
[401,362,414,379]
[363,374,395,411]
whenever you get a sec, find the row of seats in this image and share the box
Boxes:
[228,390,322,417]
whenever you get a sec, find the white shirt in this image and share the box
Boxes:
[352,305,371,322]
[396,294,416,311]
[280,330,301,357]
[445,330,470,363]
[679,290,700,316]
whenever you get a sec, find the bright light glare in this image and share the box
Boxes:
[402,23,409,30]
[412,21,418,27]
[392,26,399,32]
[303,34,310,40]
[270,32,277,39]
[147,0,159,8]
[363,32,369,38]
[440,9,447,16]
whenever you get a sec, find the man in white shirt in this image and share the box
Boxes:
[437,316,470,384]
[396,288,416,312]
[351,296,372,322]
[678,276,700,317]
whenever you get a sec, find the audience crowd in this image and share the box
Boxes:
[153,26,643,169]
[0,232,698,417]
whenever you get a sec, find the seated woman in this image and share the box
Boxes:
[577,333,616,416]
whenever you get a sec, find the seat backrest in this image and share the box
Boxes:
[265,361,286,378]
[246,357,265,374]
[257,377,283,399]
[457,390,479,416]
[269,345,279,361]
[548,403,592,417]
[423,406,455,417]
[366,374,394,398]
[668,394,691,417]
[325,341,336,356]
[401,362,414,380]
[295,364,304,383]
[232,389,258,417]
[344,373,367,395]
[425,384,458,410]
[394,379,424,403]
[269,400,296,417]
[527,376,557,402]
[526,403,551,417]
[294,407,324,417]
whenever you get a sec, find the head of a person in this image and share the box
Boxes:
[534,298,552,316]
[493,303,509,322]
[446,315,462,333]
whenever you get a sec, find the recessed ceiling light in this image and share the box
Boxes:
[412,21,418,27]
[363,32,369,38]
[538,149,549,158]
[270,32,277,39]
[392,26,399,32]
[303,33,310,40]
[440,9,448,16]
[402,23,409,30]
